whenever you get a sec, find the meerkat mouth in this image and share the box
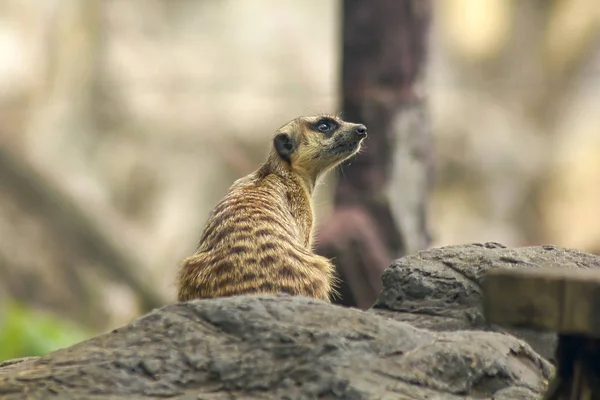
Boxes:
[332,140,362,155]
[336,133,365,152]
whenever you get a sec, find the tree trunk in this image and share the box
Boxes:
[316,0,433,309]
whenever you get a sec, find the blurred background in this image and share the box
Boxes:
[0,0,599,362]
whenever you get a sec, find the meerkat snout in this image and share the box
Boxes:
[328,122,368,156]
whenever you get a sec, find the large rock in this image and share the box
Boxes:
[371,242,600,360]
[0,295,551,399]
[6,242,599,399]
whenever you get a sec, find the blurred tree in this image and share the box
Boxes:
[0,0,165,332]
[431,0,600,250]
[0,143,164,324]
[316,0,433,309]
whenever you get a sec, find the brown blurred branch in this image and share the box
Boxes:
[0,143,165,312]
[316,0,433,309]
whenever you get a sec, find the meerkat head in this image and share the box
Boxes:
[271,114,367,184]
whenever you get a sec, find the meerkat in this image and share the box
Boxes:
[177,114,367,302]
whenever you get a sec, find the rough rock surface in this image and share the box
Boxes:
[370,242,600,360]
[0,295,551,400]
[5,242,599,399]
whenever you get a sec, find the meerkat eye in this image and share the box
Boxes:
[318,123,330,132]
[316,119,337,133]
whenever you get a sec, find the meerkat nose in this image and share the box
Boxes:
[356,125,367,136]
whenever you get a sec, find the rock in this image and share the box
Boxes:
[370,242,600,360]
[0,294,552,399]
[6,242,595,398]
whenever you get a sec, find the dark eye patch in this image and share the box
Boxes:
[312,118,339,135]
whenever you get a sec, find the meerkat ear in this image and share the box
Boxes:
[273,133,296,163]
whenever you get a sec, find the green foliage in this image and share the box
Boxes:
[0,301,92,363]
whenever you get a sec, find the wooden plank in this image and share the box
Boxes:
[483,267,600,337]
